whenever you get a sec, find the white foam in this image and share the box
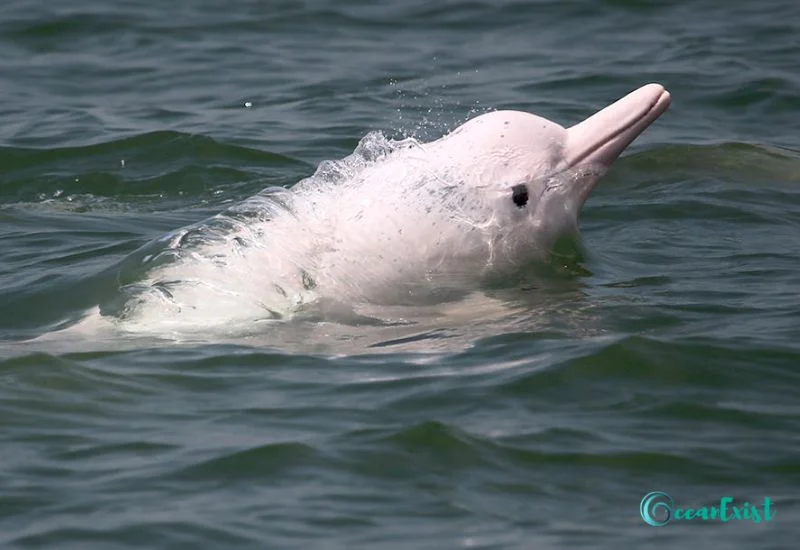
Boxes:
[108,132,508,335]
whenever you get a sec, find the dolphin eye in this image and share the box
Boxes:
[511,184,529,208]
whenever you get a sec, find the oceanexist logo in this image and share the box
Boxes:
[640,492,776,526]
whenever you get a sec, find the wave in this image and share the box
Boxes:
[615,141,800,183]
[0,131,307,206]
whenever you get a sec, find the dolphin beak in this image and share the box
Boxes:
[565,83,671,168]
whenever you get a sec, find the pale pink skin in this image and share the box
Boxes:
[134,84,673,318]
[299,84,673,303]
[565,83,672,201]
[426,83,672,229]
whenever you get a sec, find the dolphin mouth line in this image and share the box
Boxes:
[566,84,671,168]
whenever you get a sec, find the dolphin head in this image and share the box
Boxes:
[428,83,671,264]
[291,84,671,305]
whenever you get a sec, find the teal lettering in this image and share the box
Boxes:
[763,497,776,521]
[720,497,733,522]
[648,495,776,524]
[750,503,762,524]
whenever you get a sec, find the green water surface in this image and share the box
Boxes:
[1,1,799,548]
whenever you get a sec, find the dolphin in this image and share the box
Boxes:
[300,83,671,301]
[112,83,671,328]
